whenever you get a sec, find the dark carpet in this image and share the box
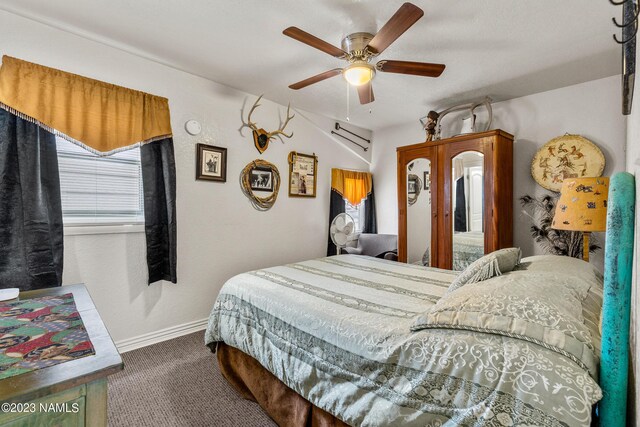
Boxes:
[108,331,276,427]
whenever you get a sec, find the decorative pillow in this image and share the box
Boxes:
[446,247,521,293]
[517,254,603,344]
[411,269,599,378]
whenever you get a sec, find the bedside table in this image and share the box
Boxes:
[0,284,123,426]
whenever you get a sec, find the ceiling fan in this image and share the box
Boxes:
[283,2,445,105]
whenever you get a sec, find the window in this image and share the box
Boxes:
[56,137,144,225]
[345,200,366,232]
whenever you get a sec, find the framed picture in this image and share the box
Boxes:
[196,144,227,182]
[423,171,430,190]
[250,167,274,192]
[408,178,417,194]
[288,152,318,198]
[407,173,421,206]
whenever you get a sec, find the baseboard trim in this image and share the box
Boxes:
[115,318,208,353]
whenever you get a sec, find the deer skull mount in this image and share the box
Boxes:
[242,95,295,154]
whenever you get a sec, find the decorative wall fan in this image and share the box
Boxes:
[283,2,445,104]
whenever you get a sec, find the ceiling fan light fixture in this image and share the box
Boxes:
[343,62,375,86]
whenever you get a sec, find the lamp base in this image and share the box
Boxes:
[583,232,590,262]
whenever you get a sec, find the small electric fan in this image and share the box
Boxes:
[330,213,356,254]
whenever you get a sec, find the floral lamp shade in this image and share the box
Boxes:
[552,177,609,261]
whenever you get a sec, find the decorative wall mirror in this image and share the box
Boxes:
[450,151,485,270]
[406,159,431,266]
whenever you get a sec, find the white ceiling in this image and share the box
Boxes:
[0,0,621,130]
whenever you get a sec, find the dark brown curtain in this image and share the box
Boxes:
[0,108,63,290]
[362,182,377,234]
[454,177,467,232]
[141,138,177,284]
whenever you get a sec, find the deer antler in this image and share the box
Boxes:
[241,95,295,142]
[242,95,262,132]
[267,103,295,139]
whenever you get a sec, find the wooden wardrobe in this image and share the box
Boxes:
[397,130,514,270]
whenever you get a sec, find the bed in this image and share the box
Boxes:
[420,231,484,269]
[452,231,484,270]
[205,172,635,427]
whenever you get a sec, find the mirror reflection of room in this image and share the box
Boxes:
[451,151,484,270]
[406,158,432,266]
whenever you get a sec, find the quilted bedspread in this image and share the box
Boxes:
[452,231,485,271]
[205,255,601,427]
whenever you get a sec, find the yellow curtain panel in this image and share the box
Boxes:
[331,168,372,206]
[0,56,172,154]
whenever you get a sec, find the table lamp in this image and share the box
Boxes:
[552,177,609,262]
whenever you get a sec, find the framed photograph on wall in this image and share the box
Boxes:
[408,177,417,194]
[423,171,430,190]
[250,167,274,192]
[196,144,227,182]
[288,151,318,198]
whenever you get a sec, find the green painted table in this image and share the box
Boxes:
[0,284,123,426]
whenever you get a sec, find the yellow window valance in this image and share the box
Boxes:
[0,56,172,155]
[331,168,372,206]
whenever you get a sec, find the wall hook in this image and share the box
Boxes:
[614,26,639,43]
[611,0,639,44]
[611,0,637,114]
[612,6,640,27]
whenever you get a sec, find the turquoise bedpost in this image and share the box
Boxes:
[599,172,635,426]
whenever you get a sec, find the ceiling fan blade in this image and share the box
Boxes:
[283,27,347,58]
[357,82,375,104]
[366,3,424,55]
[377,60,445,77]
[289,68,343,90]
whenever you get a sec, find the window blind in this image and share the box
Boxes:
[56,137,144,225]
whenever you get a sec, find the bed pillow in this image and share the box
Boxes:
[516,255,603,290]
[446,247,521,293]
[516,254,603,344]
[412,270,599,379]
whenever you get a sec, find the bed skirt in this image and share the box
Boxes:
[217,342,349,427]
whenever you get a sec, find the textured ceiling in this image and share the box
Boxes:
[0,0,621,130]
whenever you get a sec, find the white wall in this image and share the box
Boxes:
[372,75,627,271]
[0,11,370,347]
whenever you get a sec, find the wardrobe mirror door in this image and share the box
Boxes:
[451,151,485,271]
[406,158,432,266]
